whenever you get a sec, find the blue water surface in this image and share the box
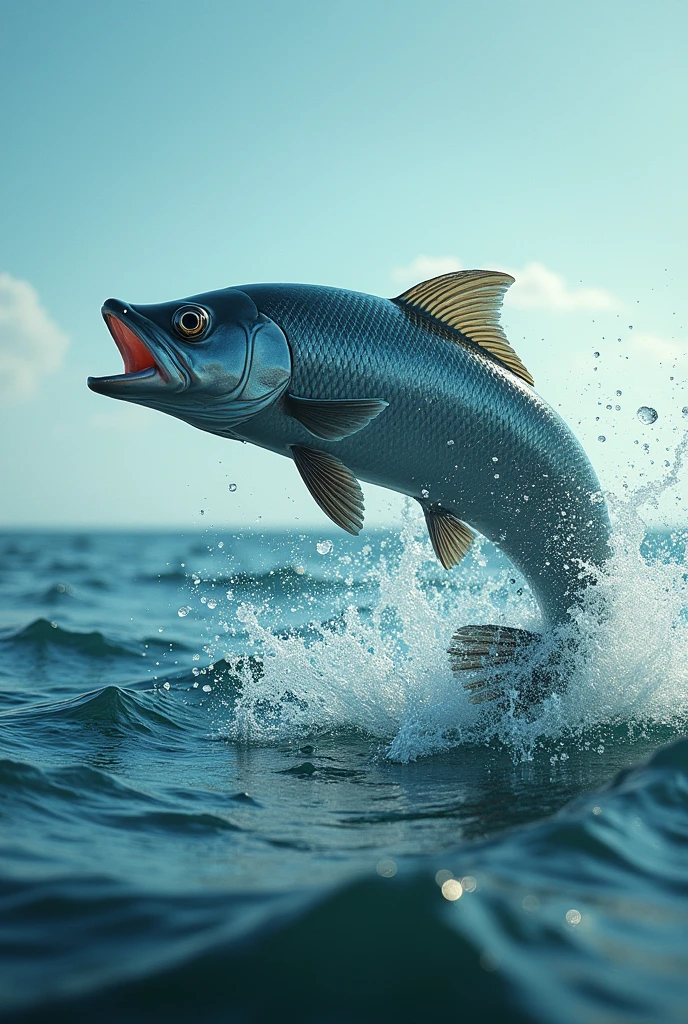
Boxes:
[1,528,687,1023]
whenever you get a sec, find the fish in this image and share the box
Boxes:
[88,270,611,701]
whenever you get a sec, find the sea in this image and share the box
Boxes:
[1,502,688,1023]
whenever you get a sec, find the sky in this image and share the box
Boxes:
[1,0,687,530]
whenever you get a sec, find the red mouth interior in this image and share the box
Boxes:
[105,314,156,374]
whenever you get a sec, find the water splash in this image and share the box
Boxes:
[212,452,688,762]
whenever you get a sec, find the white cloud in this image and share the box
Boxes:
[390,255,619,311]
[390,254,463,287]
[0,272,69,400]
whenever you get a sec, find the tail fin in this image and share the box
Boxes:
[448,624,541,704]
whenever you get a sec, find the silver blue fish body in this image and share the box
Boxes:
[238,283,610,627]
[88,270,611,694]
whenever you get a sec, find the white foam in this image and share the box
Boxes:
[212,470,688,763]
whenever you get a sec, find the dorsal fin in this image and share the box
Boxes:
[393,270,534,387]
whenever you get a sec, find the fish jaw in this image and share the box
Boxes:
[88,299,185,399]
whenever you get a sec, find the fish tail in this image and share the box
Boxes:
[447,624,542,704]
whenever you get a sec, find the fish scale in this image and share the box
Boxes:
[240,282,610,630]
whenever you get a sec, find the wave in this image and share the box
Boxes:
[1,619,136,658]
[0,619,192,663]
[0,685,193,737]
[0,755,243,840]
[3,737,686,1023]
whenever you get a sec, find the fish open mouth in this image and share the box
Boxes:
[88,307,162,395]
[104,313,156,374]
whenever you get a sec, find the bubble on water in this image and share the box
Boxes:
[207,599,218,609]
[316,539,333,555]
[177,606,191,617]
[597,435,606,442]
[228,483,237,492]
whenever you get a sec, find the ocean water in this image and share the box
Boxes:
[2,509,688,1023]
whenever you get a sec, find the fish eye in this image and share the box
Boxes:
[172,305,210,340]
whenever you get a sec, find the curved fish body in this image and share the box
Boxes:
[88,270,611,696]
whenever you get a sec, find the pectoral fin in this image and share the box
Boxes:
[422,504,474,569]
[287,396,388,441]
[290,445,364,535]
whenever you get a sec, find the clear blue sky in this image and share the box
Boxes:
[1,0,686,528]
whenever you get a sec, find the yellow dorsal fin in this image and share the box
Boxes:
[393,270,534,387]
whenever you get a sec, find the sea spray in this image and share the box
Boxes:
[210,461,688,762]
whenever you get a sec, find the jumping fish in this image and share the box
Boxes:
[88,271,611,700]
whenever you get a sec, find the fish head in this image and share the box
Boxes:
[88,288,291,436]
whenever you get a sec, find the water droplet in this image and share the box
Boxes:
[207,598,217,609]
[217,541,224,549]
[177,606,191,617]
[682,407,688,417]
[494,473,500,479]
[421,488,430,498]
[461,875,477,893]
[565,909,582,925]
[492,456,499,462]
[446,439,454,446]
[614,405,620,411]
[228,483,237,492]
[202,684,212,692]
[637,406,658,425]
[376,859,397,878]
[316,539,333,555]
[616,390,622,396]
[593,351,600,358]
[199,510,205,515]
[597,435,606,442]
[597,744,605,754]
[158,627,163,633]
